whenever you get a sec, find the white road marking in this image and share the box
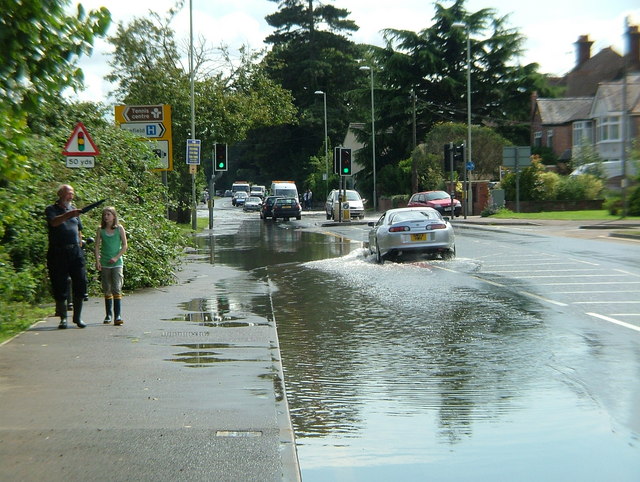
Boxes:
[586,312,640,333]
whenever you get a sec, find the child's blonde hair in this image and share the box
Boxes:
[100,206,119,229]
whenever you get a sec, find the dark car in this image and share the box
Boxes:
[260,196,282,220]
[407,190,461,217]
[271,197,302,221]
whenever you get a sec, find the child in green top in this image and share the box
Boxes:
[95,206,128,325]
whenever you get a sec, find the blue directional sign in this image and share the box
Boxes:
[186,139,201,165]
[466,161,475,171]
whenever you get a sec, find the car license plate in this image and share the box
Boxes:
[282,205,291,209]
[444,206,452,211]
[410,233,427,241]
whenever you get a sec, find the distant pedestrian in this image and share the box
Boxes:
[304,188,313,210]
[45,184,88,329]
[95,206,128,326]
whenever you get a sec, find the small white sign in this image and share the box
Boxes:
[66,156,95,168]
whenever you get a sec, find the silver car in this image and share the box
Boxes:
[368,207,455,263]
[325,189,365,219]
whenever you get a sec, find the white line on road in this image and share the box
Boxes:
[586,312,640,333]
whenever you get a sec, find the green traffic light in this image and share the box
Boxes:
[343,168,349,174]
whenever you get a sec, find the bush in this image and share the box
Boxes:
[629,185,640,216]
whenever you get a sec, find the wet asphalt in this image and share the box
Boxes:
[0,258,300,481]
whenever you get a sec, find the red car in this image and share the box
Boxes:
[407,190,461,217]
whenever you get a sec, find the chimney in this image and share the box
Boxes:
[626,23,640,71]
[575,35,593,68]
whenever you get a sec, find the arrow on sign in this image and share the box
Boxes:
[120,122,166,138]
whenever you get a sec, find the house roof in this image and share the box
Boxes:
[562,47,624,97]
[536,97,594,125]
[591,74,640,115]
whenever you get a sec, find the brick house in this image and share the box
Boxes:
[530,23,640,169]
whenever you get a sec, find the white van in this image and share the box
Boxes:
[270,181,298,200]
[231,181,250,194]
[250,185,266,199]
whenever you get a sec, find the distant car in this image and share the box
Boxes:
[243,196,262,212]
[224,190,233,197]
[407,190,461,217]
[232,191,248,206]
[368,207,455,263]
[260,196,282,220]
[325,189,365,220]
[271,197,302,221]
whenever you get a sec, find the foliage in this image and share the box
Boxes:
[363,0,557,177]
[0,0,111,114]
[501,157,604,202]
[241,0,365,189]
[628,186,640,216]
[107,8,297,221]
[419,122,510,189]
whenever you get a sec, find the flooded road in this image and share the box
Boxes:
[198,205,640,481]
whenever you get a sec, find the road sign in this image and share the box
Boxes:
[502,146,531,168]
[65,156,95,168]
[122,105,164,122]
[62,122,100,156]
[148,140,169,168]
[466,161,475,171]
[120,122,166,138]
[186,139,201,165]
[115,104,173,171]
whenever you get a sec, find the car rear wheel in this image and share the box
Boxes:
[442,245,456,260]
[296,215,301,220]
[375,243,384,264]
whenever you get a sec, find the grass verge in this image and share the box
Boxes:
[0,304,51,345]
[490,209,640,221]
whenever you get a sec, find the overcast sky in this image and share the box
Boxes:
[68,0,640,103]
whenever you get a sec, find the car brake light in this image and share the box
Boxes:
[389,226,410,232]
[426,223,446,230]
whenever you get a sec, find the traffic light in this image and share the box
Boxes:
[215,143,227,171]
[340,148,352,176]
[454,144,464,163]
[443,143,464,170]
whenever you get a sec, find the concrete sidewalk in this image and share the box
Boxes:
[0,255,300,481]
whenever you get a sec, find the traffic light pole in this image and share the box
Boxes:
[449,142,455,212]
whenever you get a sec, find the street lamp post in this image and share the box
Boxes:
[314,90,328,196]
[360,66,377,212]
[453,22,471,219]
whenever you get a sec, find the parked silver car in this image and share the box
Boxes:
[368,207,455,263]
[325,189,365,219]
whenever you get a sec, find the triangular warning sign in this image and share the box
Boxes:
[62,122,100,156]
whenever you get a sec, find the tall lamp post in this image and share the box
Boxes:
[314,90,328,196]
[453,22,471,219]
[359,66,377,212]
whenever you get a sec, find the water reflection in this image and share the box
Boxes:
[200,222,640,480]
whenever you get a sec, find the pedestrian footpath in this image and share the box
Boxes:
[0,254,300,481]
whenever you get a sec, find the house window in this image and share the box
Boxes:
[547,129,554,149]
[534,131,542,148]
[573,121,594,146]
[597,116,620,142]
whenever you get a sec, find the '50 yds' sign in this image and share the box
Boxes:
[66,156,95,168]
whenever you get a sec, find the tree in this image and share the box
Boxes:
[358,0,557,192]
[107,7,296,221]
[243,0,364,199]
[0,0,111,114]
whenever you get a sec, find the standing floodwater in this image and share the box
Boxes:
[197,211,640,481]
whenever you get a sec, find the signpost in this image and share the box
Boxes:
[502,146,532,213]
[62,122,99,169]
[114,104,173,171]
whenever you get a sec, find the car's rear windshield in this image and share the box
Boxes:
[390,210,441,223]
[276,198,296,206]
